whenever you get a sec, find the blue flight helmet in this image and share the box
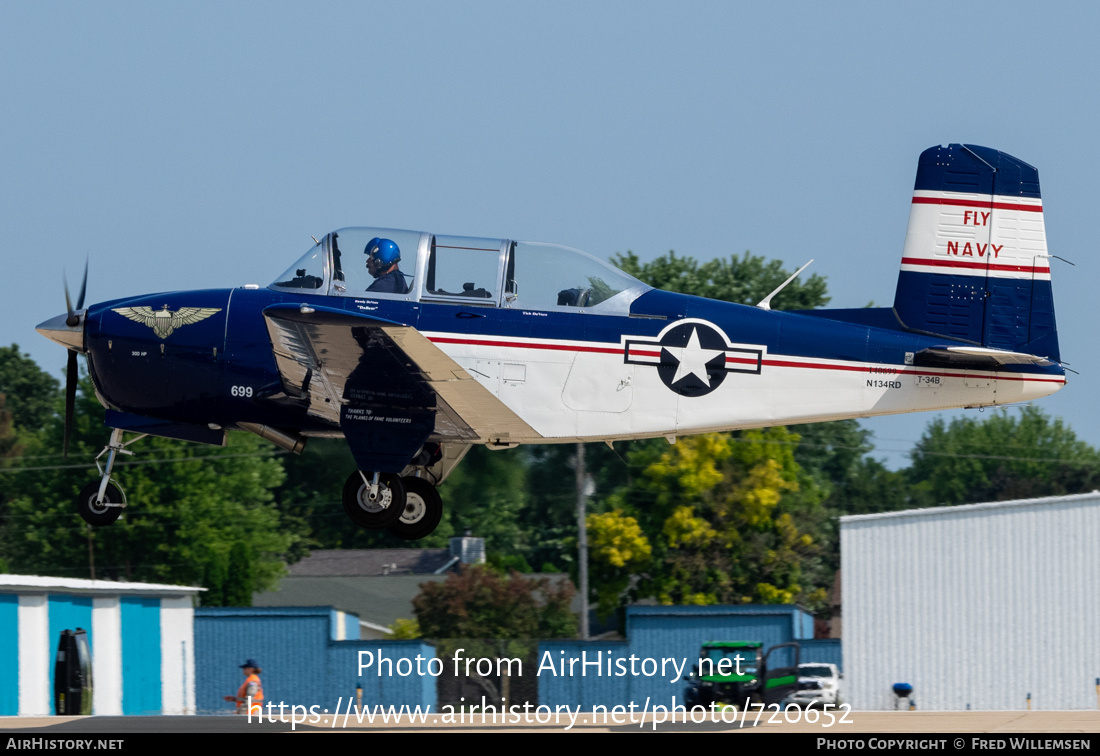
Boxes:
[365,237,401,278]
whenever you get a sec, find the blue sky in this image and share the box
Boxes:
[3,1,1097,468]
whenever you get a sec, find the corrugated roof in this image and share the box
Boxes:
[252,575,446,627]
[287,548,454,576]
[839,490,1100,524]
[0,574,203,595]
[196,606,337,617]
[253,572,582,630]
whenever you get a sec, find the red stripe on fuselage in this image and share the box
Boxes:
[429,336,622,355]
[425,336,1063,385]
[762,358,1063,384]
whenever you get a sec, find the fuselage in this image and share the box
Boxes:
[74,282,1065,445]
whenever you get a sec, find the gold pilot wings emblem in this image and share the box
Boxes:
[112,305,222,339]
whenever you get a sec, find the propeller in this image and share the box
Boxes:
[62,260,88,457]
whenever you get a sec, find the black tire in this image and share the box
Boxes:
[342,471,405,529]
[77,481,124,526]
[387,476,443,540]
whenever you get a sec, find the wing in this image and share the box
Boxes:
[262,304,538,448]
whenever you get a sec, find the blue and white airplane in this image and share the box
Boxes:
[36,144,1066,539]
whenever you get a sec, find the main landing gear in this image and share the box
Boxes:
[341,471,444,540]
[391,477,443,540]
[76,428,145,526]
[342,471,406,529]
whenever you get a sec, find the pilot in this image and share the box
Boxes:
[365,237,409,294]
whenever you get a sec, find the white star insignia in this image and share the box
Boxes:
[663,327,724,387]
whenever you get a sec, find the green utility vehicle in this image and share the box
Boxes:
[685,641,800,708]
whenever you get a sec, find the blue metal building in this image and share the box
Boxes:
[539,604,839,708]
[193,606,435,714]
[191,603,837,712]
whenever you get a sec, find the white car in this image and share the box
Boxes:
[786,663,842,706]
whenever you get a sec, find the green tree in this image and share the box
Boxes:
[413,565,576,705]
[795,421,909,514]
[0,362,306,594]
[0,345,61,432]
[225,542,255,606]
[201,551,228,607]
[0,395,18,461]
[613,250,829,310]
[388,617,421,639]
[792,421,910,576]
[586,508,651,618]
[277,442,528,555]
[521,441,631,573]
[907,407,1100,506]
[603,428,829,613]
[414,564,576,640]
[436,446,528,555]
[273,437,354,550]
[486,552,533,573]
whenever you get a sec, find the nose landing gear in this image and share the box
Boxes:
[75,428,146,526]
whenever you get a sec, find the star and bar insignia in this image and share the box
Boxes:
[624,320,764,397]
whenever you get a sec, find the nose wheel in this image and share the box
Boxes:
[387,476,443,540]
[342,471,406,528]
[77,481,124,526]
[75,428,141,526]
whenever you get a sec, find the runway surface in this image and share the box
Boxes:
[3,710,1098,734]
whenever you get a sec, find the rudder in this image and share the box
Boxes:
[893,144,1059,362]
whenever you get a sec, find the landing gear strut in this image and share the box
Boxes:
[342,471,406,528]
[75,428,144,526]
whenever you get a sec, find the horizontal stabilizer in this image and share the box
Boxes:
[914,346,1053,370]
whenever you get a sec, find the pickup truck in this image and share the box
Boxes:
[786,662,842,707]
[683,640,800,709]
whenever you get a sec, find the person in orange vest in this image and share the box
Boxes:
[224,658,263,715]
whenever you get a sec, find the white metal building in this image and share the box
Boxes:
[841,492,1100,711]
[0,575,202,716]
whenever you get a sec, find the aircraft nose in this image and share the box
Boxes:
[36,311,86,352]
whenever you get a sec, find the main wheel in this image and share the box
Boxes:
[77,481,124,526]
[387,476,443,540]
[342,471,405,528]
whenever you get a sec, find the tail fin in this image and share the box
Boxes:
[893,144,1059,362]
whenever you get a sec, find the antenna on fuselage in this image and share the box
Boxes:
[756,259,813,311]
[311,235,321,245]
